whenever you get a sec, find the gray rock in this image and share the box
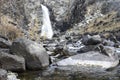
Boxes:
[57,51,119,69]
[101,0,120,15]
[0,48,10,53]
[44,43,58,52]
[0,52,25,72]
[116,48,120,60]
[114,31,120,41]
[84,0,120,16]
[78,45,97,53]
[46,0,71,22]
[114,41,120,48]
[82,35,102,45]
[65,40,84,54]
[7,72,20,80]
[97,45,117,57]
[102,40,115,47]
[101,46,116,57]
[11,38,49,70]
[0,38,12,49]
[0,69,7,80]
[24,0,43,29]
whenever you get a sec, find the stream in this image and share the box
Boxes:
[18,65,120,80]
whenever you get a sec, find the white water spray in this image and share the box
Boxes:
[41,4,53,39]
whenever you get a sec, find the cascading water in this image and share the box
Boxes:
[41,4,53,39]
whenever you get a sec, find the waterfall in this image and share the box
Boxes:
[41,4,53,39]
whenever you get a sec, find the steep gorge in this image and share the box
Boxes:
[0,0,120,39]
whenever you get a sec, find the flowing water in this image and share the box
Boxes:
[41,4,53,39]
[18,66,120,80]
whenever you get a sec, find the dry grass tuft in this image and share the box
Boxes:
[0,15,15,26]
[28,18,41,41]
[0,15,23,41]
[80,11,120,34]
[0,25,23,41]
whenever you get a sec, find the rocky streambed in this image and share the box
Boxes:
[18,65,120,80]
[1,0,120,80]
[0,33,120,80]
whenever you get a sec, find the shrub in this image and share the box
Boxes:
[0,25,23,41]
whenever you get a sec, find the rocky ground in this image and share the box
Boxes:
[0,0,120,80]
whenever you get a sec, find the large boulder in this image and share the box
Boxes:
[57,51,119,69]
[11,38,49,70]
[0,52,25,72]
[0,69,7,80]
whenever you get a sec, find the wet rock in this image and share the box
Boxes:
[77,45,96,53]
[0,38,12,49]
[102,40,115,47]
[116,48,120,60]
[82,35,102,45]
[97,45,116,57]
[0,48,10,53]
[0,52,25,72]
[44,43,58,52]
[53,48,69,58]
[63,39,84,55]
[114,41,120,48]
[101,32,111,39]
[57,51,119,69]
[114,31,120,41]
[11,38,49,70]
[7,72,20,80]
[103,46,116,57]
[0,69,7,80]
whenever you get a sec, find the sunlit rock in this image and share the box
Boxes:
[11,38,49,70]
[57,51,119,69]
[7,72,20,80]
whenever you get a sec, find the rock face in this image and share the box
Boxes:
[78,0,120,34]
[1,0,120,37]
[0,0,86,32]
[0,69,7,80]
[57,51,119,69]
[0,52,25,72]
[45,0,86,31]
[11,38,49,70]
